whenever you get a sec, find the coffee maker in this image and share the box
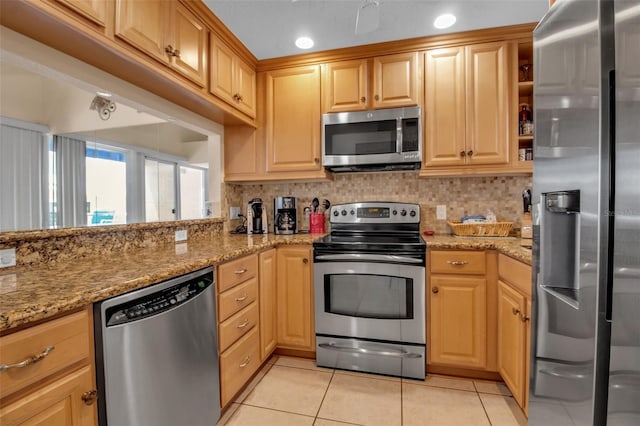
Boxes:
[274,196,297,235]
[247,198,268,234]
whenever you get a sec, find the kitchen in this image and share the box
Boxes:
[0,0,638,425]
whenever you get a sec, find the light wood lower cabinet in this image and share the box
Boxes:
[0,308,97,426]
[497,254,532,413]
[259,249,277,361]
[276,245,314,351]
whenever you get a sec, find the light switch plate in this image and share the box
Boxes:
[0,248,16,268]
[436,205,447,220]
[175,229,187,242]
[230,206,241,219]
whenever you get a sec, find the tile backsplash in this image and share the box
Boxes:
[224,173,532,235]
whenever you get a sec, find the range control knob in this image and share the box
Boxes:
[392,210,398,216]
[341,210,347,216]
[333,210,339,217]
[410,210,417,217]
[350,210,355,216]
[401,209,407,217]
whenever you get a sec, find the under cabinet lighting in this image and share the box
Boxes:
[434,14,456,29]
[295,36,314,49]
[96,90,112,97]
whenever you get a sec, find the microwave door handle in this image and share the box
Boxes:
[396,118,403,153]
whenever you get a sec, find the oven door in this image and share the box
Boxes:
[313,256,425,344]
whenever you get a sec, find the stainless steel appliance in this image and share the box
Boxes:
[322,107,422,172]
[274,196,297,234]
[530,1,640,424]
[94,267,220,426]
[313,202,426,379]
[247,198,267,234]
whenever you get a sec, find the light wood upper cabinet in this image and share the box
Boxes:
[259,249,277,361]
[465,42,509,165]
[276,245,315,351]
[424,47,466,167]
[265,65,322,174]
[430,275,487,368]
[52,0,108,28]
[373,52,421,109]
[322,59,368,112]
[210,34,256,117]
[322,53,420,113]
[422,41,511,174]
[115,0,207,86]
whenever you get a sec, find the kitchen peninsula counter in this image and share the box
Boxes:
[0,234,531,332]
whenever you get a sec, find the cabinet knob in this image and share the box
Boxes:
[233,93,239,101]
[374,94,380,101]
[432,286,439,294]
[467,150,473,156]
[361,96,366,103]
[521,315,530,322]
[460,151,466,157]
[303,258,309,264]
[164,45,180,57]
[512,307,521,316]
[81,389,98,405]
[314,157,320,164]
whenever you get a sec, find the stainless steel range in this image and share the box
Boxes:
[313,202,426,379]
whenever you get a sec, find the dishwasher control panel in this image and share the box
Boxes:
[105,274,213,326]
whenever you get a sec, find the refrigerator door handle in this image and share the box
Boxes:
[605,68,616,322]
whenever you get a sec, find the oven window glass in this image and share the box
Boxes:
[325,120,397,156]
[324,274,413,319]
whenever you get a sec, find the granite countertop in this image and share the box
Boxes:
[0,234,531,333]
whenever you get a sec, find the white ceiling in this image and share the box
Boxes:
[205,0,549,60]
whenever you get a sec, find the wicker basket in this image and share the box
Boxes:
[447,221,513,237]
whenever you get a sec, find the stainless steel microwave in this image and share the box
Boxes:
[322,106,421,172]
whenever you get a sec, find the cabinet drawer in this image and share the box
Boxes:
[219,301,258,353]
[0,309,90,400]
[430,250,486,275]
[218,254,258,293]
[220,327,260,407]
[498,254,532,297]
[218,277,258,321]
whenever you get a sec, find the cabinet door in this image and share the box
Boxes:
[465,42,510,165]
[52,0,107,27]
[430,275,486,368]
[172,2,207,86]
[259,249,277,361]
[223,126,262,180]
[235,58,256,118]
[497,280,527,408]
[322,59,368,112]
[210,35,236,107]
[276,246,314,350]
[424,47,466,167]
[0,365,96,425]
[115,0,170,64]
[372,52,420,109]
[265,66,322,174]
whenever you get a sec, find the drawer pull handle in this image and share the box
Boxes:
[235,294,248,302]
[447,260,468,266]
[236,319,250,329]
[239,356,251,368]
[0,345,55,372]
[234,268,248,275]
[81,389,98,405]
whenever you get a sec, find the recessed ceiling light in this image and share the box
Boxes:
[434,14,456,29]
[96,90,112,97]
[295,36,314,50]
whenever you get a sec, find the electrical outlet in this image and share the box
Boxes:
[175,229,187,242]
[0,248,16,268]
[230,206,241,219]
[436,205,447,220]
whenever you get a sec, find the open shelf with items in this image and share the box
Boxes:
[512,39,534,170]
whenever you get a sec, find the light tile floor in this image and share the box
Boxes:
[218,356,527,426]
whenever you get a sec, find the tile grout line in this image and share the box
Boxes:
[476,390,494,426]
[238,402,316,421]
[312,368,336,424]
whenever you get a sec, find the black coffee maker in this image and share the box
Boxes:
[247,198,267,234]
[274,196,297,235]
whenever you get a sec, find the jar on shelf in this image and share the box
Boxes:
[519,104,533,136]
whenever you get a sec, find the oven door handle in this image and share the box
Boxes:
[318,342,423,359]
[315,254,423,264]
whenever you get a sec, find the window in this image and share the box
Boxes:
[86,144,127,225]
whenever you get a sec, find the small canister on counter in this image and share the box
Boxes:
[309,213,325,233]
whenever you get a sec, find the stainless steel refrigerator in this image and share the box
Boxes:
[530,0,640,424]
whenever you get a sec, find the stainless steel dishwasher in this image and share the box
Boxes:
[94,267,220,426]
